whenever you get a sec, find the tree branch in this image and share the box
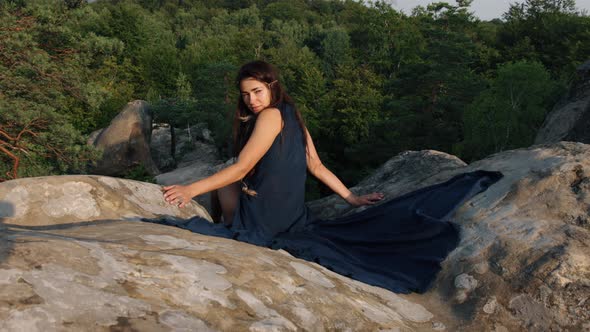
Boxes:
[0,144,19,180]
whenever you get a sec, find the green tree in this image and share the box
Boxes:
[498,0,590,79]
[317,64,384,185]
[458,61,558,161]
[319,26,352,77]
[386,1,485,153]
[0,2,102,180]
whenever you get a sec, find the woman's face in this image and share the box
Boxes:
[240,77,272,114]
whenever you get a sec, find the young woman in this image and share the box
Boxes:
[162,61,383,228]
[160,60,501,294]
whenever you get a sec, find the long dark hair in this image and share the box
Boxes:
[233,60,307,158]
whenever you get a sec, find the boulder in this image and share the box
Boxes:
[535,59,590,144]
[90,100,160,176]
[151,123,220,172]
[0,142,589,331]
[155,158,234,214]
[425,142,590,331]
[86,128,103,146]
[307,150,467,219]
[306,142,590,331]
[0,175,211,226]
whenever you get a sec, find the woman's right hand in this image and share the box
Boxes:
[162,184,195,208]
[345,192,384,207]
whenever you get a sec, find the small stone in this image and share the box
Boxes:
[494,324,509,332]
[539,285,552,305]
[455,291,468,303]
[432,322,446,330]
[474,262,489,274]
[483,297,497,314]
[454,274,478,292]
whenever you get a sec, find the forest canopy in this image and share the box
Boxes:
[1,0,589,198]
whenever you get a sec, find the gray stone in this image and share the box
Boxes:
[535,58,590,144]
[455,291,468,303]
[150,123,219,172]
[473,261,489,274]
[494,324,509,332]
[432,322,446,330]
[90,100,160,176]
[454,274,478,291]
[483,296,497,314]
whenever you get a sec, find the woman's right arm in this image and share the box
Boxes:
[304,128,383,206]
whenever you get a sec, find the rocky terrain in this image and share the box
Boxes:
[1,142,589,331]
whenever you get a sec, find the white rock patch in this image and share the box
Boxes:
[123,180,177,215]
[155,255,234,309]
[13,264,150,330]
[97,176,121,189]
[289,262,335,288]
[159,310,214,332]
[236,289,297,331]
[0,268,22,285]
[140,235,210,251]
[41,182,100,219]
[290,301,321,331]
[1,186,29,219]
[349,298,402,324]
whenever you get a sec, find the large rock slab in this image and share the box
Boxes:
[535,59,590,144]
[307,150,468,219]
[0,177,432,331]
[427,142,590,331]
[0,175,211,226]
[1,142,589,331]
[90,100,160,176]
[308,143,590,331]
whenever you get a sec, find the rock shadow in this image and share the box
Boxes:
[0,201,15,264]
[0,205,140,265]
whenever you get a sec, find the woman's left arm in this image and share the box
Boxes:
[304,128,384,206]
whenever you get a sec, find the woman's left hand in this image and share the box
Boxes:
[345,192,385,207]
[162,184,194,208]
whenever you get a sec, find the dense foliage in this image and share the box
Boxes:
[1,0,588,198]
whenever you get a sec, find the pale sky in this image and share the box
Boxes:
[386,0,590,20]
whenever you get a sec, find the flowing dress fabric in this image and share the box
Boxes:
[159,103,502,294]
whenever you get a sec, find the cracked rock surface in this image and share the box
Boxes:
[305,142,590,331]
[0,176,428,331]
[0,142,589,331]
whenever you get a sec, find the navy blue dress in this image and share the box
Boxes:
[152,103,501,294]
